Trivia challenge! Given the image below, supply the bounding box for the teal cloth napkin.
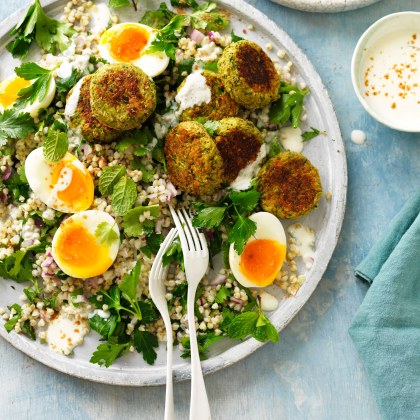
[349,192,420,420]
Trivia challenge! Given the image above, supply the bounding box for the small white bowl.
[351,12,420,132]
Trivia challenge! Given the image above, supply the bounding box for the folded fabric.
[349,192,420,420]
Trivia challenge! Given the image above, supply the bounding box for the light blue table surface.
[1,1,419,419]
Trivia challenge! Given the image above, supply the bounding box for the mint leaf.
[162,237,184,271]
[111,176,137,216]
[90,342,129,367]
[227,312,258,340]
[252,313,279,343]
[133,330,159,365]
[192,206,226,228]
[43,127,68,162]
[95,221,119,246]
[141,232,163,257]
[4,304,22,333]
[228,215,257,255]
[229,189,260,213]
[98,165,126,196]
[7,0,75,59]
[170,0,199,8]
[122,204,160,237]
[118,261,141,301]
[0,109,36,145]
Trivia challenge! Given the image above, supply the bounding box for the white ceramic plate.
[270,0,381,13]
[0,0,347,386]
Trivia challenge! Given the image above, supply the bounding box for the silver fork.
[169,205,211,420]
[149,228,177,420]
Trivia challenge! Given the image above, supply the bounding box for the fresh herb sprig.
[269,82,310,128]
[14,62,55,108]
[89,262,160,366]
[0,109,36,146]
[192,187,260,255]
[7,0,75,59]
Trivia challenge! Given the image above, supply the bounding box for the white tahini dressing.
[64,77,85,118]
[259,290,279,312]
[230,144,267,191]
[360,30,420,130]
[89,3,111,34]
[89,309,111,319]
[46,314,88,355]
[279,126,303,152]
[351,129,366,145]
[288,223,316,269]
[175,71,211,112]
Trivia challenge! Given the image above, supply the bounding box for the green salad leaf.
[90,342,130,367]
[267,138,283,158]
[133,330,159,365]
[231,30,244,42]
[0,109,36,146]
[43,127,68,162]
[122,204,160,237]
[95,222,119,246]
[192,206,226,228]
[170,0,199,8]
[269,82,310,128]
[302,127,325,142]
[140,3,175,29]
[4,304,22,333]
[228,214,257,255]
[56,68,82,94]
[7,0,75,59]
[98,165,126,195]
[111,176,137,216]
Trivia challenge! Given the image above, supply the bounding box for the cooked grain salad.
[0,0,324,366]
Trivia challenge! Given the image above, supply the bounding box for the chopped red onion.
[211,274,226,286]
[1,191,7,204]
[80,143,92,157]
[34,218,45,228]
[190,29,205,45]
[41,256,54,268]
[231,297,243,305]
[208,31,216,42]
[2,166,12,180]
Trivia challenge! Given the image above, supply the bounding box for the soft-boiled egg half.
[52,210,120,278]
[229,212,287,288]
[98,23,170,78]
[25,148,94,213]
[0,74,56,118]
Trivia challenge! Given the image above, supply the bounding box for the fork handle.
[162,314,175,420]
[187,286,211,420]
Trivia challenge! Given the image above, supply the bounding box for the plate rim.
[0,0,347,386]
[269,0,382,13]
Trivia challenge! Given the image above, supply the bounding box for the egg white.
[52,210,120,279]
[0,74,56,118]
[24,148,93,213]
[229,212,287,288]
[98,23,170,78]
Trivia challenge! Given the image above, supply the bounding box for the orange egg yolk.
[50,159,94,212]
[0,77,30,108]
[54,220,113,278]
[239,239,286,287]
[106,25,150,62]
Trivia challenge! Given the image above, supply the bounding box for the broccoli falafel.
[257,151,322,218]
[89,63,156,131]
[67,75,122,143]
[178,70,239,121]
[214,117,264,183]
[164,121,224,195]
[218,40,280,109]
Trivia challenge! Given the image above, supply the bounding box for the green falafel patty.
[67,75,122,143]
[90,63,156,130]
[178,70,239,121]
[218,40,280,109]
[257,151,322,219]
[165,121,224,195]
[214,117,264,183]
